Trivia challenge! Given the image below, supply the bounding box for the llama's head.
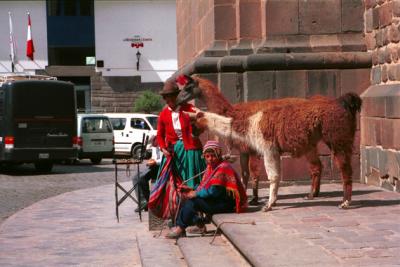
[175,74,202,105]
[184,109,209,131]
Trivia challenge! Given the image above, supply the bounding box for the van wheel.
[34,162,53,172]
[131,144,142,160]
[90,158,102,164]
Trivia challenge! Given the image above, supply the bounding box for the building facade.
[0,0,177,112]
[174,0,383,187]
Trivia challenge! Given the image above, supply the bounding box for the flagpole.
[8,11,16,73]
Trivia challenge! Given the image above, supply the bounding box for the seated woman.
[166,140,247,238]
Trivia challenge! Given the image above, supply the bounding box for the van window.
[146,116,158,130]
[82,117,112,133]
[131,118,149,130]
[109,118,126,130]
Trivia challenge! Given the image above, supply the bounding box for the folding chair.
[114,133,149,222]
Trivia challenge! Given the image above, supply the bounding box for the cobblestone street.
[0,159,139,225]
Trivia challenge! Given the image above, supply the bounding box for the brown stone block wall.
[342,0,365,32]
[361,0,400,192]
[177,0,216,68]
[214,2,237,40]
[176,1,371,183]
[299,0,342,34]
[239,0,262,39]
[275,70,307,98]
[265,0,299,35]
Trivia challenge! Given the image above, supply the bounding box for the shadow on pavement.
[277,198,400,209]
[0,163,116,176]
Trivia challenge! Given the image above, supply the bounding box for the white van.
[104,113,158,158]
[76,114,114,164]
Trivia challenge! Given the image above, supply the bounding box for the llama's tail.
[337,92,362,116]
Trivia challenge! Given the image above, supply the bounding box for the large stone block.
[386,96,400,119]
[340,69,370,96]
[239,0,262,39]
[360,116,382,146]
[381,118,400,150]
[275,70,307,98]
[341,0,364,32]
[371,66,381,85]
[361,97,386,118]
[265,0,299,35]
[394,0,400,17]
[306,70,340,97]
[378,2,393,28]
[280,156,310,181]
[214,4,237,40]
[218,72,243,104]
[299,0,341,34]
[243,71,275,101]
[365,9,374,33]
[360,147,367,183]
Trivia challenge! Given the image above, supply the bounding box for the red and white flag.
[26,12,35,60]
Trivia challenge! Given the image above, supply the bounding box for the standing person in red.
[156,79,206,189]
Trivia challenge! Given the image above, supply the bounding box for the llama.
[176,75,362,211]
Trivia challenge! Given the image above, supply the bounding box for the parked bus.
[0,75,78,172]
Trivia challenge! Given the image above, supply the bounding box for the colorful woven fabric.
[157,140,205,189]
[148,157,182,220]
[196,161,247,213]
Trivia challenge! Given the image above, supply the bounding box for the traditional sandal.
[165,229,186,239]
[186,225,207,235]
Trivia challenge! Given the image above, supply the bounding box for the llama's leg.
[249,154,262,205]
[262,147,281,212]
[304,148,322,200]
[240,152,250,190]
[333,150,353,209]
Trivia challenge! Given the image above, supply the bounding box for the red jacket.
[157,103,202,150]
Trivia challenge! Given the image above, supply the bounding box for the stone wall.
[176,0,371,182]
[362,0,400,192]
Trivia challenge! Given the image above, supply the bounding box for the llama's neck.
[201,112,233,138]
[199,82,235,116]
[201,111,246,144]
[200,111,269,156]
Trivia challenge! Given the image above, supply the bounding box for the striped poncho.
[196,161,247,213]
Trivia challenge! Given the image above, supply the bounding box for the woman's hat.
[203,140,222,153]
[159,80,180,96]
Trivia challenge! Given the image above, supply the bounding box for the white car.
[76,114,114,164]
[104,113,158,158]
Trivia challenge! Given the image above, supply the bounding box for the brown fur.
[187,77,310,199]
[179,75,362,209]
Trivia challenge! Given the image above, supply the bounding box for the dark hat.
[160,80,180,96]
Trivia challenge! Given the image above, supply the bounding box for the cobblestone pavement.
[0,159,142,225]
[214,183,400,266]
[0,183,146,266]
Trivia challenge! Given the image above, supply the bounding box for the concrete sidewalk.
[0,182,399,266]
[0,183,145,266]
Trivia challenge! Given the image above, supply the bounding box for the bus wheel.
[90,157,102,164]
[34,162,53,172]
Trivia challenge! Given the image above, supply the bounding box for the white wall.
[95,0,177,82]
[0,1,48,74]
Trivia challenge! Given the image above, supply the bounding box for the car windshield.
[146,116,158,130]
